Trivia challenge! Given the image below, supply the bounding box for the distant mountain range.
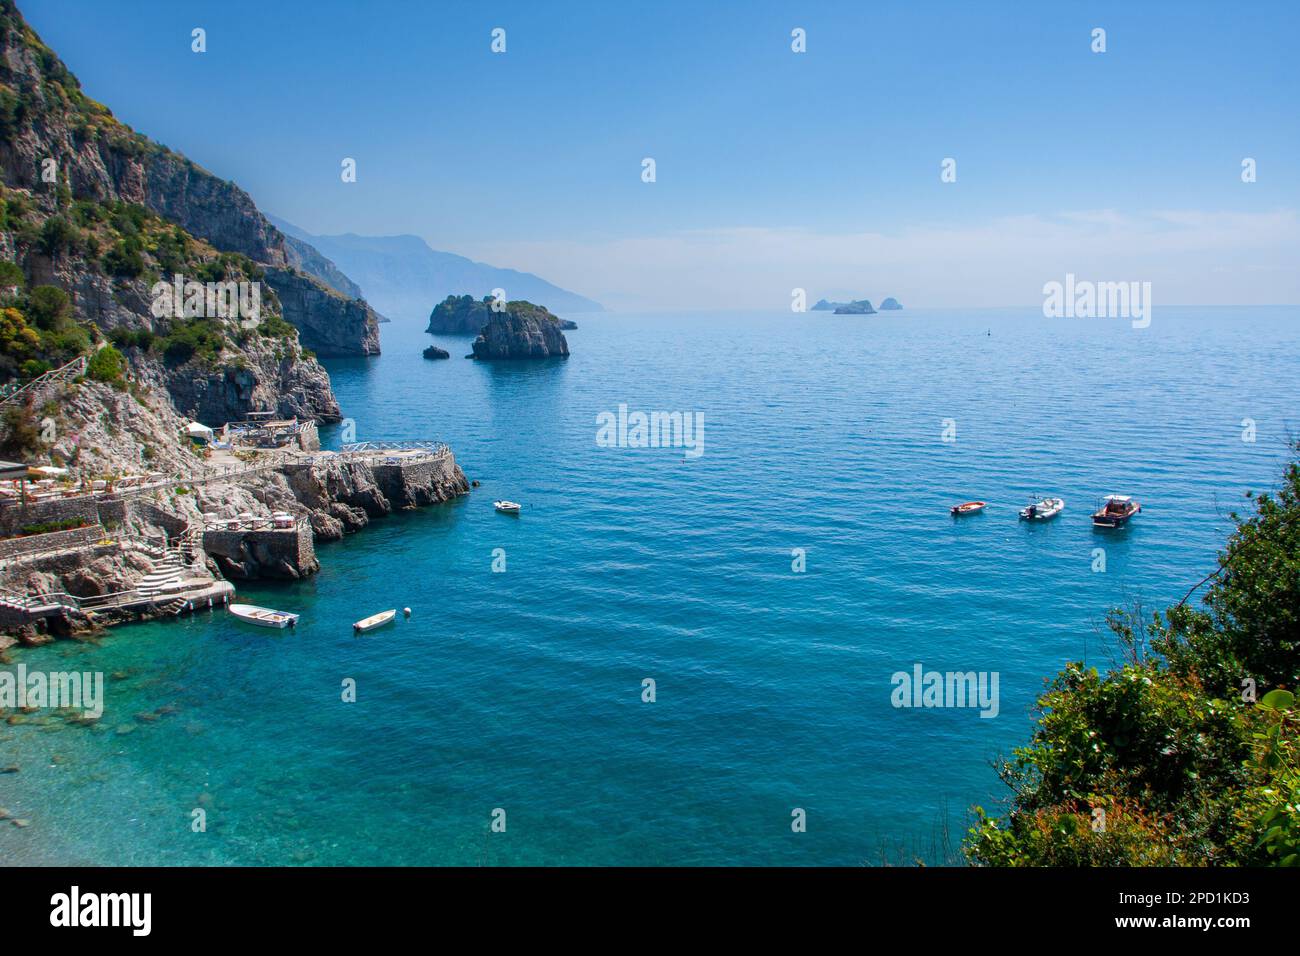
[269,217,604,320]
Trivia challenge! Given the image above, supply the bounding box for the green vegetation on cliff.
[967,451,1300,866]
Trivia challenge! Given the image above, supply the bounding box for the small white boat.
[494,500,521,514]
[229,603,299,629]
[1019,497,1065,521]
[354,609,397,633]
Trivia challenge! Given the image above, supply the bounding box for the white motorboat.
[494,500,521,514]
[354,609,397,633]
[1019,497,1065,521]
[229,603,299,629]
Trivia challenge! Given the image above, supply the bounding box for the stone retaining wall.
[0,524,104,560]
[0,496,126,536]
[201,524,317,580]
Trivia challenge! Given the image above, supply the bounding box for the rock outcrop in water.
[833,299,876,315]
[428,294,576,334]
[812,297,887,314]
[879,297,903,310]
[469,301,570,359]
[422,344,449,360]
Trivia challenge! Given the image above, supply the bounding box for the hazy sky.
[22,0,1300,310]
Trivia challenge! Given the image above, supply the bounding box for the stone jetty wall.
[201,524,318,580]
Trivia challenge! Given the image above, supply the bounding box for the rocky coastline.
[0,5,470,652]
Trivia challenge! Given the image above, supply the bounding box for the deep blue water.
[2,307,1297,865]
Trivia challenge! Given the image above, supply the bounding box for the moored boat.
[494,500,521,514]
[1019,496,1065,521]
[950,501,986,516]
[229,603,298,629]
[1092,494,1141,528]
[354,609,397,633]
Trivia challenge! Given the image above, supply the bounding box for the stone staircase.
[134,553,187,597]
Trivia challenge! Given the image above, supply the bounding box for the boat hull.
[354,610,397,633]
[1092,501,1141,527]
[229,603,298,629]
[1019,498,1065,521]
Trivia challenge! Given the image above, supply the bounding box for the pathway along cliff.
[0,4,469,647]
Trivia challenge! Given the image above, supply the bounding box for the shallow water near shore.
[2,307,1297,865]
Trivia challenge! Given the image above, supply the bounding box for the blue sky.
[20,0,1300,309]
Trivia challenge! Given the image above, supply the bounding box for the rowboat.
[229,603,298,629]
[950,501,986,516]
[494,500,521,514]
[354,609,397,633]
[1019,497,1065,521]
[1092,494,1140,528]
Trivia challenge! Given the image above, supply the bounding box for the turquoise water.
[2,307,1297,865]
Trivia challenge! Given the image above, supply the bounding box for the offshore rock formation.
[813,298,881,314]
[422,344,450,360]
[879,297,903,310]
[428,294,576,334]
[833,299,876,315]
[470,302,570,359]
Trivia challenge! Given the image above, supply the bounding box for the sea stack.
[469,301,571,359]
[880,297,903,310]
[832,299,876,315]
[429,294,577,334]
[422,344,450,360]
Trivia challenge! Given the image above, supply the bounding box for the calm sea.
[2,306,1296,865]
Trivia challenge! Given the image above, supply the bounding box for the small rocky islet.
[811,296,903,314]
[424,294,572,360]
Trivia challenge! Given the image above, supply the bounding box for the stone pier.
[201,523,318,580]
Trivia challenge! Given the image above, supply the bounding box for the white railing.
[0,355,88,408]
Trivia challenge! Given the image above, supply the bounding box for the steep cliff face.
[280,231,361,299]
[265,267,381,356]
[0,4,378,358]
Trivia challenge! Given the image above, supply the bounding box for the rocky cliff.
[280,231,360,299]
[0,4,379,358]
[265,267,381,357]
